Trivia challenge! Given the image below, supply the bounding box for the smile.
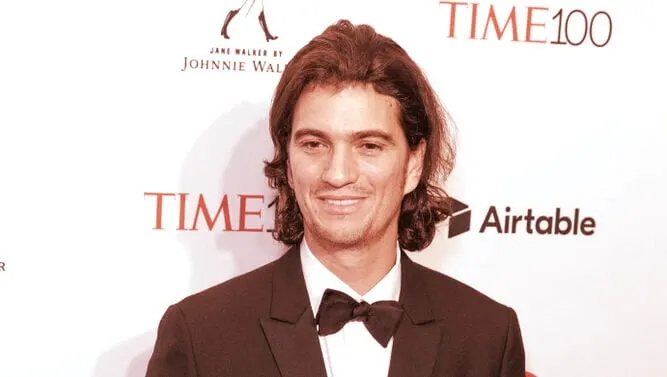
[325,199,360,206]
[318,197,365,214]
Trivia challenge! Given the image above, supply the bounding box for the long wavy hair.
[263,19,456,251]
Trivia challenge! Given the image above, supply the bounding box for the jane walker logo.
[447,197,597,238]
[181,1,286,73]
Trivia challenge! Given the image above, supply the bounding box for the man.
[146,19,526,377]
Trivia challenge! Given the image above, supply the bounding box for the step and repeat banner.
[1,0,666,376]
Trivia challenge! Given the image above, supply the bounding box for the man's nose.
[320,146,359,187]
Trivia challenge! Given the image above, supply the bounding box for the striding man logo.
[221,0,278,42]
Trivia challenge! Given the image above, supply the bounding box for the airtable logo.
[447,198,472,238]
[438,1,613,48]
[180,1,287,73]
[447,198,597,238]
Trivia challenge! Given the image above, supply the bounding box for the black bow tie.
[314,288,404,348]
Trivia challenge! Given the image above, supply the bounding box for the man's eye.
[362,143,381,150]
[304,141,322,149]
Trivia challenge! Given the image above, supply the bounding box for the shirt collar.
[300,238,402,316]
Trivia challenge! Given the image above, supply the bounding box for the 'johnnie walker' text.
[181,57,284,73]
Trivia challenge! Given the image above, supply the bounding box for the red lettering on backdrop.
[438,2,612,47]
[145,192,276,231]
[192,194,233,231]
[238,194,264,232]
[482,5,519,41]
[439,1,468,38]
[178,193,188,230]
[144,192,176,230]
[526,6,548,43]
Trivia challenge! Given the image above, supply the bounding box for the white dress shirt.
[300,240,402,377]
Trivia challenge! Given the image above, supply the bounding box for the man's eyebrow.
[292,128,328,140]
[349,130,396,144]
[292,128,396,144]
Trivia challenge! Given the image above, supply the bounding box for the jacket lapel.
[388,251,445,377]
[259,246,328,377]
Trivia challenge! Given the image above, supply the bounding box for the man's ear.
[404,140,426,195]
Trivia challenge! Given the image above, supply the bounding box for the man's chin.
[314,228,368,248]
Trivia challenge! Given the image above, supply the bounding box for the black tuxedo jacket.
[145,246,526,377]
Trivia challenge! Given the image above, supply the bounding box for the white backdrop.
[1,0,666,376]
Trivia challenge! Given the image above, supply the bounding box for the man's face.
[287,84,425,249]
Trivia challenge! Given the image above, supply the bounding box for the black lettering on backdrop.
[479,206,596,235]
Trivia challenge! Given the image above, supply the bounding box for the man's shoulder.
[172,254,284,323]
[409,257,513,318]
